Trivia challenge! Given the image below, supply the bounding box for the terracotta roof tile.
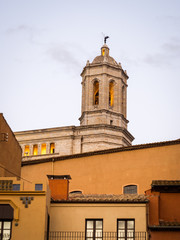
[52,194,148,203]
[159,220,180,226]
[152,180,180,186]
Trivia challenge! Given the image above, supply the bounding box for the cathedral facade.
[15,44,134,161]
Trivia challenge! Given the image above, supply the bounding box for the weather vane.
[102,33,109,44]
[104,36,109,44]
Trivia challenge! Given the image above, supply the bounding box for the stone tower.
[79,44,134,148]
[15,44,134,161]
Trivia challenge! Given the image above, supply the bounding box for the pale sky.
[0,0,180,145]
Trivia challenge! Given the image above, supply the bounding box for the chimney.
[47,175,71,200]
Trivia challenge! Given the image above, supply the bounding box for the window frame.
[117,219,135,240]
[123,185,137,194]
[0,220,12,240]
[85,219,103,240]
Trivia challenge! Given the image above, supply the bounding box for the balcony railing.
[48,231,147,240]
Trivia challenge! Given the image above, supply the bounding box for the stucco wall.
[21,143,180,194]
[50,203,147,232]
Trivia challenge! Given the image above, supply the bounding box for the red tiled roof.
[152,180,180,186]
[51,193,148,203]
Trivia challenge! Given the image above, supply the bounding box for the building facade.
[15,44,134,161]
[0,113,22,177]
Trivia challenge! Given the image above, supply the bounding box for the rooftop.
[52,193,148,203]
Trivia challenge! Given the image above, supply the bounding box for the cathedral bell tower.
[79,44,134,148]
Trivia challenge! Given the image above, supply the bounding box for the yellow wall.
[50,203,147,232]
[21,143,180,194]
[0,178,50,240]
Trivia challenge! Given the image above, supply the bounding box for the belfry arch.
[93,80,99,105]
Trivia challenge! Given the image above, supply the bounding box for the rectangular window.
[117,219,135,240]
[86,219,103,240]
[41,143,46,154]
[33,144,38,155]
[12,184,20,191]
[35,184,43,191]
[0,221,12,240]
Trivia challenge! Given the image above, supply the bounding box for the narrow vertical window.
[117,219,135,240]
[24,145,30,156]
[41,143,46,154]
[50,143,55,154]
[33,144,38,155]
[93,81,99,105]
[86,219,103,240]
[109,81,114,107]
[122,86,125,115]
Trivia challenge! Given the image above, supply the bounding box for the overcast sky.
[0,0,180,145]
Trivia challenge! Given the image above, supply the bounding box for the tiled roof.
[52,193,148,203]
[149,220,180,230]
[152,180,180,186]
[159,220,180,226]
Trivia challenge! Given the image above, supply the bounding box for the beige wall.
[21,142,180,194]
[50,203,147,232]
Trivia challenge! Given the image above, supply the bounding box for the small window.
[110,120,113,125]
[33,144,38,155]
[50,143,55,154]
[117,219,135,240]
[123,185,137,194]
[35,184,43,191]
[41,143,46,154]
[24,145,30,156]
[12,184,20,191]
[93,81,99,105]
[86,219,103,240]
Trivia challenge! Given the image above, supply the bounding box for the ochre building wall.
[21,142,180,194]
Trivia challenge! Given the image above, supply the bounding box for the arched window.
[41,143,46,155]
[109,81,114,107]
[123,185,137,194]
[33,144,38,155]
[93,81,99,105]
[24,145,30,156]
[50,143,55,154]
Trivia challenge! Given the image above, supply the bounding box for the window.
[93,81,99,105]
[0,204,13,240]
[0,221,12,240]
[86,219,103,240]
[12,184,20,191]
[109,81,114,107]
[24,145,30,156]
[33,144,38,155]
[123,185,137,194]
[35,184,43,191]
[117,219,135,240]
[0,180,13,191]
[50,143,55,154]
[41,143,46,154]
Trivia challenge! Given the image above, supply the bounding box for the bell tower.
[79,44,134,148]
[80,44,129,128]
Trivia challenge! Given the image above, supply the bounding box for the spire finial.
[104,36,109,44]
